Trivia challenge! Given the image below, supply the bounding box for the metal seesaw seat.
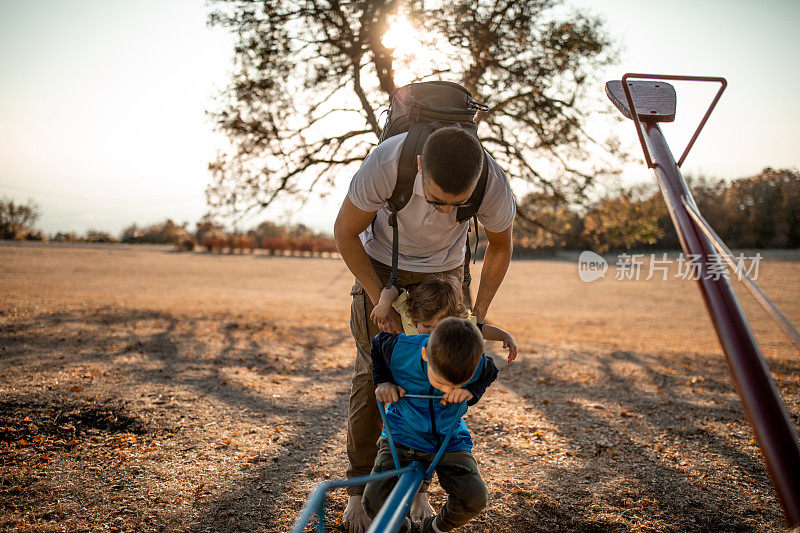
[605,79,676,123]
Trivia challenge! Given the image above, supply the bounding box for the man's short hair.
[421,127,484,196]
[428,317,484,385]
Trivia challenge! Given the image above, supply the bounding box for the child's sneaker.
[398,516,413,533]
[421,515,446,533]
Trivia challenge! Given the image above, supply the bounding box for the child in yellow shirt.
[370,275,517,362]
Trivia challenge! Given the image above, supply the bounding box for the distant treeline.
[2,168,798,255]
[0,203,338,255]
[512,167,800,255]
[64,218,338,255]
[190,219,338,255]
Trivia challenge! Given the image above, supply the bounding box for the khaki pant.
[346,258,464,495]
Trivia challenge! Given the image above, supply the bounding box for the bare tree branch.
[206,0,622,235]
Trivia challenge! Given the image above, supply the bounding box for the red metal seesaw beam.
[612,74,800,528]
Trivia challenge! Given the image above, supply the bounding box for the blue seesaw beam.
[291,467,418,533]
[291,395,467,533]
[364,461,425,533]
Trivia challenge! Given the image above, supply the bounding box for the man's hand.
[370,287,403,334]
[376,307,403,334]
[441,388,473,405]
[375,382,406,404]
[370,287,398,319]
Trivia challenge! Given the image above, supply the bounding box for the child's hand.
[478,323,518,362]
[441,388,473,405]
[375,382,406,404]
[502,333,518,363]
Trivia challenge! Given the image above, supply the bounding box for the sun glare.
[380,15,454,86]
[381,15,421,55]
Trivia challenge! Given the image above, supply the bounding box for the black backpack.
[378,81,490,291]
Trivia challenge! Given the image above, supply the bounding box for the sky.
[1,0,798,237]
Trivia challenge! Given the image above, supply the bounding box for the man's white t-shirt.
[347,132,515,273]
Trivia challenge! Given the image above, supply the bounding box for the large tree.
[207,0,620,231]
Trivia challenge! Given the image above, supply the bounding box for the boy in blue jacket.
[362,317,498,533]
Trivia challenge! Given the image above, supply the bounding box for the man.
[333,127,514,532]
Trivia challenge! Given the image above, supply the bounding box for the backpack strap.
[386,212,400,290]
[461,213,479,289]
[463,219,472,288]
[458,154,487,281]
[388,122,431,212]
[386,122,431,291]
[456,151,489,223]
[471,214,479,263]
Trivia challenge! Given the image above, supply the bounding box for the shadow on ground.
[465,345,798,531]
[1,307,353,532]
[2,308,798,531]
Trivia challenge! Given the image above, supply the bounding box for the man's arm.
[472,223,513,322]
[334,198,403,333]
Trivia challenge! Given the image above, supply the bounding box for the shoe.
[399,516,414,533]
[420,516,436,533]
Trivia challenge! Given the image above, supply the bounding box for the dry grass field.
[1,243,799,532]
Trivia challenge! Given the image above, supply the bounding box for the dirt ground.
[1,243,799,532]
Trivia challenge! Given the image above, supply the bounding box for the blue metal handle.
[291,466,417,533]
[425,400,467,479]
[377,400,402,470]
[365,461,426,533]
[377,396,468,479]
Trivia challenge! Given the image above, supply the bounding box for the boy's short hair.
[428,317,484,385]
[421,127,484,196]
[409,275,467,325]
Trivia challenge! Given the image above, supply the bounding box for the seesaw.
[606,74,800,529]
[293,74,800,532]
